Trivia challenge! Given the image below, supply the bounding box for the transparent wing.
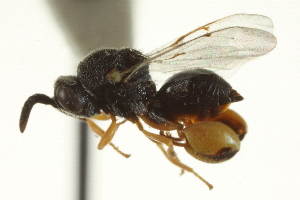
[123,14,276,81]
[149,26,276,72]
[147,13,275,58]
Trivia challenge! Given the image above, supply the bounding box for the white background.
[1,0,300,199]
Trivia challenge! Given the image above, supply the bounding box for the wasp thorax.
[183,121,240,163]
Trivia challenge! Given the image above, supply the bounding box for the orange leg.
[96,115,126,150]
[156,142,213,190]
[135,120,176,157]
[136,122,213,189]
[87,118,130,158]
[92,112,111,121]
[159,131,187,147]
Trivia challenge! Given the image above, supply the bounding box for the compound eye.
[55,85,83,113]
[183,121,240,163]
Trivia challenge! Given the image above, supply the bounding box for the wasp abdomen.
[157,69,243,123]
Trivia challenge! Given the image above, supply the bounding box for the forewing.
[147,13,274,57]
[149,27,277,72]
[123,14,276,82]
[145,13,276,73]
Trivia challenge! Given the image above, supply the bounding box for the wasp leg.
[159,131,185,142]
[87,119,130,158]
[92,112,111,121]
[159,131,187,147]
[135,120,176,157]
[87,114,126,151]
[156,142,213,190]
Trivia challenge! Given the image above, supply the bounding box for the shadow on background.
[47,0,132,56]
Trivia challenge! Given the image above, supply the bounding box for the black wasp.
[19,14,277,189]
